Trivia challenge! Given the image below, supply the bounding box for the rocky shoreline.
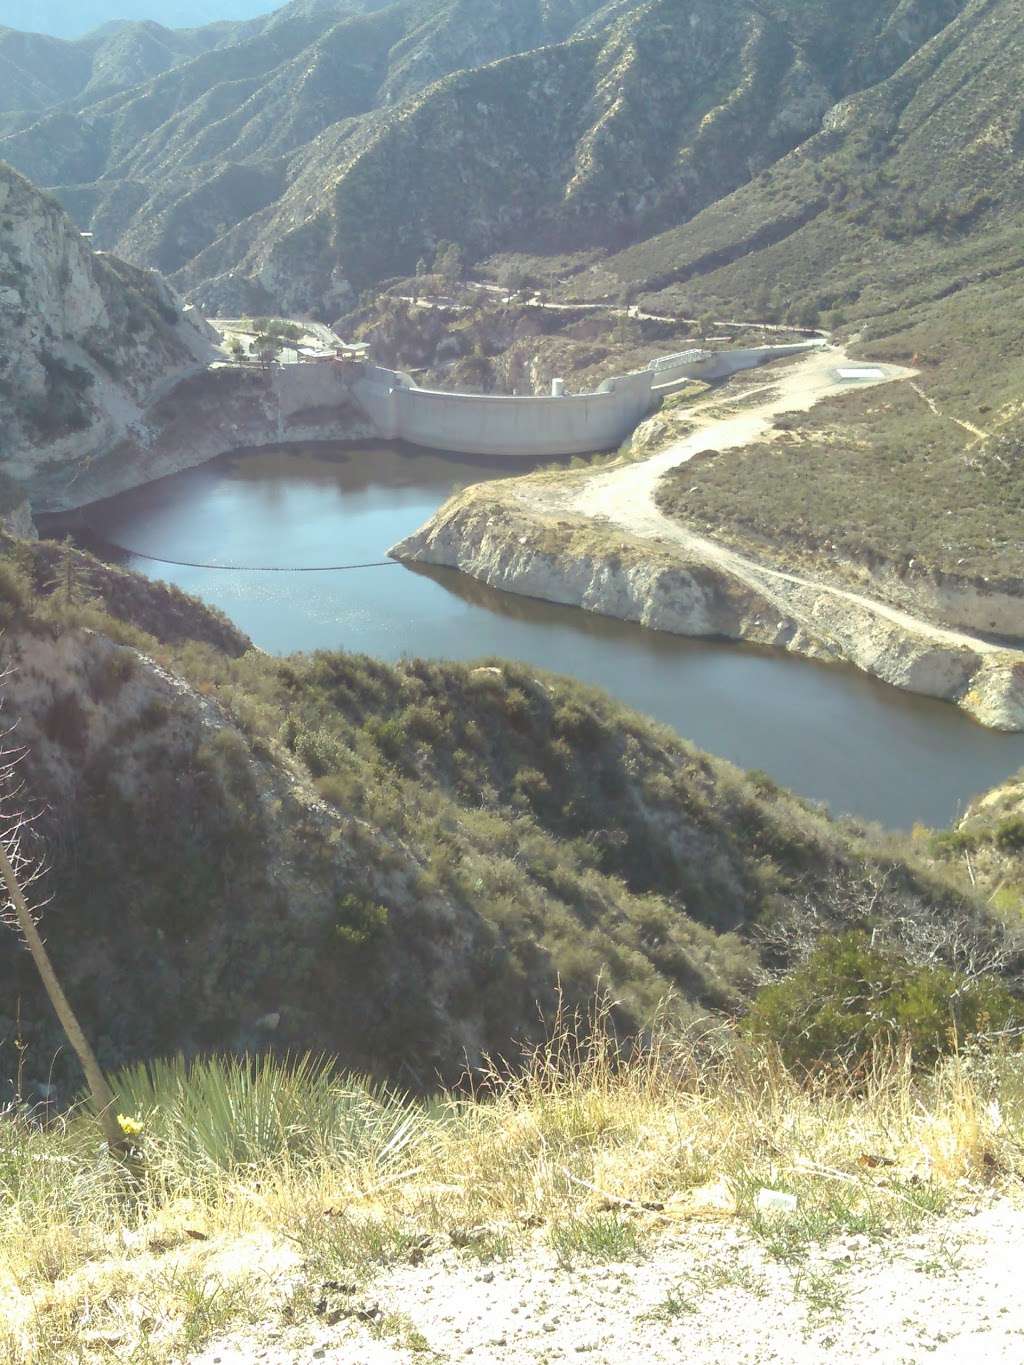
[391,485,1024,733]
[26,367,375,514]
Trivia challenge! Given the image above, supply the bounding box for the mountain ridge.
[0,0,973,315]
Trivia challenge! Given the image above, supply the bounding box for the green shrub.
[745,932,1019,1071]
[294,725,348,777]
[366,715,408,761]
[108,1052,421,1173]
[334,894,391,954]
[994,817,1024,854]
[928,828,979,859]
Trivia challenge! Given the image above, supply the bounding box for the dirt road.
[553,346,1008,659]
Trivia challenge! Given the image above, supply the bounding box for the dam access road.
[392,345,1024,730]
[567,349,995,657]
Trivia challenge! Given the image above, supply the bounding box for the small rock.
[755,1188,798,1215]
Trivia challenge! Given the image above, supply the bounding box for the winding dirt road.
[558,345,1010,659]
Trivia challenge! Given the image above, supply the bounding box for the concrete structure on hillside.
[272,340,824,459]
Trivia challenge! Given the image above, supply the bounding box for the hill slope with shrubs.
[0,532,1018,1103]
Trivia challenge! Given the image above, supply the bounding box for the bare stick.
[0,835,126,1154]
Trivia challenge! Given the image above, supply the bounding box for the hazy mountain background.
[0,0,982,317]
[0,1,277,39]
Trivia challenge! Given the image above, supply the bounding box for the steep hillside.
[1,532,1009,1100]
[0,162,220,504]
[0,0,969,315]
[608,0,1024,622]
[0,20,233,116]
[585,0,1023,330]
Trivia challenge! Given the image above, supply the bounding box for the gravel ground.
[191,1198,1024,1364]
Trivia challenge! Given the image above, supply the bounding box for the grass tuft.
[1,1009,1022,1361]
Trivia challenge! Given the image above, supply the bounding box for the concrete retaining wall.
[277,342,822,460]
[355,368,657,457]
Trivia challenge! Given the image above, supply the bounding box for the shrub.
[0,557,31,623]
[42,690,89,753]
[745,932,1019,1071]
[366,716,407,761]
[334,894,390,955]
[994,817,1024,854]
[294,726,348,777]
[87,649,137,703]
[929,829,979,858]
[109,1052,419,1172]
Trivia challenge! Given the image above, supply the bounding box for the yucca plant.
[109,1052,426,1177]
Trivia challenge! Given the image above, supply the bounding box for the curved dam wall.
[354,368,659,457]
[277,342,821,459]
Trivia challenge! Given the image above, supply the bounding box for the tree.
[745,931,1019,1072]
[0,715,126,1154]
[434,242,465,283]
[499,266,528,300]
[255,335,281,370]
[45,537,96,608]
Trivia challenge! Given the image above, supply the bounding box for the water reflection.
[60,442,1024,830]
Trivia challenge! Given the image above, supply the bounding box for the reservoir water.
[66,442,1024,830]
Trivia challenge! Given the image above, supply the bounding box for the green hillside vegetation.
[927,772,1024,922]
[0,532,1017,1103]
[655,274,1024,586]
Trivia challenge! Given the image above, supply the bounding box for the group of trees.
[416,242,465,284]
[227,318,306,368]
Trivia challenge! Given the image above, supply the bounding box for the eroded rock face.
[391,485,1024,732]
[0,164,377,511]
[0,498,37,539]
[0,163,218,498]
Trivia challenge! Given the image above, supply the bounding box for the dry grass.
[1,1004,1021,1363]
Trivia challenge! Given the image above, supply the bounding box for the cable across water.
[91,541,402,573]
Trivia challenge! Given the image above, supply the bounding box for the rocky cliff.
[0,162,224,504]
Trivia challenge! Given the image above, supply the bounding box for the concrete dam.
[274,341,823,459]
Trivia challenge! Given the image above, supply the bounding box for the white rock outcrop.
[0,162,218,497]
[391,487,1024,733]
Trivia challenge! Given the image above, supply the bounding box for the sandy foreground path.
[191,1197,1024,1364]
[558,346,1007,659]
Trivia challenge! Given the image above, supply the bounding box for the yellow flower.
[117,1114,145,1137]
